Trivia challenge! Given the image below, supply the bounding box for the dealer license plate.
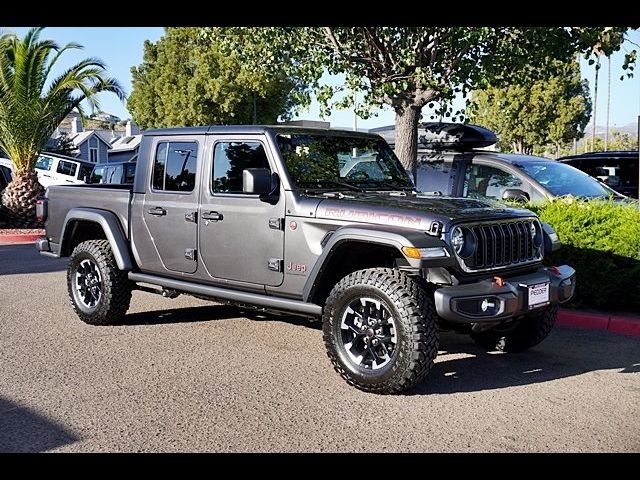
[527,282,550,309]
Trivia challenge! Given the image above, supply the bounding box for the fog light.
[479,297,500,315]
[481,298,495,312]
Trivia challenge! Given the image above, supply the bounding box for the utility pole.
[592,54,601,152]
[605,56,611,151]
[352,98,358,157]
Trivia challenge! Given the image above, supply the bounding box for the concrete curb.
[558,309,640,337]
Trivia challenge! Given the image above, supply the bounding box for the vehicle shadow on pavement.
[0,244,68,275]
[0,397,78,452]
[121,304,322,330]
[408,328,640,395]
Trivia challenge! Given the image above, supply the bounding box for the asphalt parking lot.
[0,243,638,452]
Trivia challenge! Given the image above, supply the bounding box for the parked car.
[34,152,93,188]
[414,123,625,202]
[558,150,639,198]
[0,157,13,194]
[36,125,575,394]
[89,161,136,185]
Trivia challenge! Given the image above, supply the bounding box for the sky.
[2,26,639,131]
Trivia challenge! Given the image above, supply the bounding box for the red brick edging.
[558,309,640,337]
[0,229,45,245]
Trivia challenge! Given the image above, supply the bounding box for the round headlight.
[452,226,465,254]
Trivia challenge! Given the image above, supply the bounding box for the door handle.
[202,211,223,221]
[148,207,167,216]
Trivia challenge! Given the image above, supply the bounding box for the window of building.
[152,141,197,192]
[89,136,99,163]
[56,160,78,177]
[212,141,270,194]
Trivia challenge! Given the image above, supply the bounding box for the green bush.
[526,198,640,311]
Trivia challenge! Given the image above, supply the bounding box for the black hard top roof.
[143,125,381,138]
[559,150,639,161]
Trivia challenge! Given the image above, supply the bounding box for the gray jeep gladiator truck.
[36,126,575,394]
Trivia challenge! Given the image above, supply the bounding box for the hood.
[315,192,535,231]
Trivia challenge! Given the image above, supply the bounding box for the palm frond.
[0,28,125,172]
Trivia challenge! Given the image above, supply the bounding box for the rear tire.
[471,305,558,352]
[323,268,438,394]
[67,239,132,325]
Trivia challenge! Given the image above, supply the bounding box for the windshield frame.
[273,131,414,194]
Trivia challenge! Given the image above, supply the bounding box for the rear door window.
[152,141,198,192]
[56,160,78,177]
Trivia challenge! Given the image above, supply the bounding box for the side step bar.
[128,272,323,317]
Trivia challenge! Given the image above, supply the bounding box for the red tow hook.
[493,276,505,287]
[548,266,561,276]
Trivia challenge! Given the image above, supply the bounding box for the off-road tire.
[470,305,558,353]
[67,239,132,325]
[323,268,439,394]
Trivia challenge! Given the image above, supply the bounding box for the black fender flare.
[60,208,133,271]
[302,224,453,302]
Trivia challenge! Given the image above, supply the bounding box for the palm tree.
[0,28,124,226]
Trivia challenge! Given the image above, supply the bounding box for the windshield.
[514,161,619,198]
[276,133,413,192]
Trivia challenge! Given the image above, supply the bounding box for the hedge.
[526,198,640,311]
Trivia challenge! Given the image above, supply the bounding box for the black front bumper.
[433,265,575,323]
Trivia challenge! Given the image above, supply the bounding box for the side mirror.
[502,189,530,202]
[243,168,272,195]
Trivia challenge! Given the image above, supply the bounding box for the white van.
[34,153,93,188]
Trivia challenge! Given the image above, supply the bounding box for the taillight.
[36,197,47,222]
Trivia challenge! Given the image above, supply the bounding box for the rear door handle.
[202,211,223,221]
[148,207,167,216]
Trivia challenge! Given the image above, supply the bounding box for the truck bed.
[45,184,132,244]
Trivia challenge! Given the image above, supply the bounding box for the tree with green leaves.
[128,28,298,130]
[212,27,635,171]
[0,28,124,226]
[468,61,592,156]
[48,132,77,156]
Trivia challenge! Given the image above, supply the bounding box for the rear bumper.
[434,265,575,323]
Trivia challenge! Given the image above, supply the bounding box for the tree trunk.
[1,170,44,228]
[394,105,422,174]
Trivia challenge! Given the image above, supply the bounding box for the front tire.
[67,239,132,325]
[323,268,439,394]
[470,305,558,352]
